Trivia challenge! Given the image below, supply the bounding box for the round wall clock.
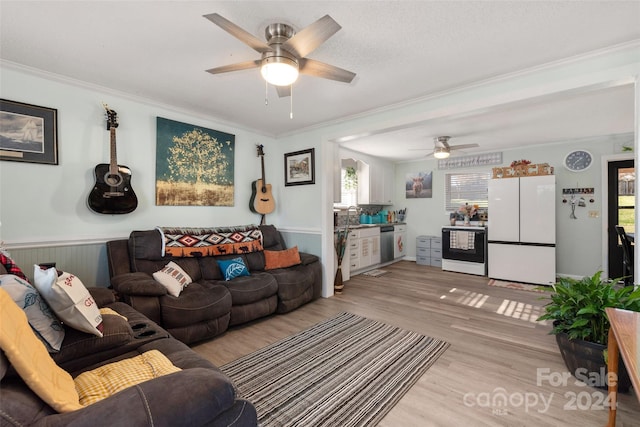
[564,150,593,172]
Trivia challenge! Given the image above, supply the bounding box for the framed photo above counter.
[0,99,58,165]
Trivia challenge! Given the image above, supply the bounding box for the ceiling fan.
[411,136,479,159]
[204,13,356,97]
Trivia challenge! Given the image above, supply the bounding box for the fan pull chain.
[265,80,269,106]
[290,84,293,119]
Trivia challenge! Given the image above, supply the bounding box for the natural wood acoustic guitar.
[250,144,275,220]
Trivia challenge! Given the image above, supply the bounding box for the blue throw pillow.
[218,257,250,281]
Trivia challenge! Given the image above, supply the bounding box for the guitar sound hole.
[104,173,123,187]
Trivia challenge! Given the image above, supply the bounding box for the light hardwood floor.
[192,261,639,426]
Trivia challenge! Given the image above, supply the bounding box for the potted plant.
[538,271,640,392]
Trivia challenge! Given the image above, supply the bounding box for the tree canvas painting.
[156,117,234,206]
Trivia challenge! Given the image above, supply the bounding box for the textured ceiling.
[1,1,638,160]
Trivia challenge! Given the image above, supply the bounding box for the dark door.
[607,159,635,278]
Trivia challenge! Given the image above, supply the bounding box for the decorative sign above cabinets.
[437,152,502,170]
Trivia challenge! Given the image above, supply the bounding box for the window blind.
[445,172,490,211]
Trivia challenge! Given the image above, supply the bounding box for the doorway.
[607,159,635,279]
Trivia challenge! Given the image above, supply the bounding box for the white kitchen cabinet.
[394,224,407,259]
[346,230,360,280]
[357,161,393,205]
[359,235,381,268]
[357,227,381,270]
[342,227,382,278]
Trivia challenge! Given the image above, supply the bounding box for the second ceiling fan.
[411,136,479,159]
[204,13,356,97]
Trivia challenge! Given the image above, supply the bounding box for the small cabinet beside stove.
[416,235,442,267]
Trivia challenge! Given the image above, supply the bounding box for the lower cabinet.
[357,228,381,271]
[340,227,382,280]
[416,235,442,267]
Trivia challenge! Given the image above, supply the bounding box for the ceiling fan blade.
[206,60,261,75]
[449,144,480,151]
[276,85,291,98]
[204,13,271,54]
[299,58,356,83]
[282,15,341,58]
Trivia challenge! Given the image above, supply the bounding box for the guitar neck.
[260,154,267,191]
[109,127,118,174]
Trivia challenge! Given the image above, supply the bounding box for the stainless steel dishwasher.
[380,225,395,263]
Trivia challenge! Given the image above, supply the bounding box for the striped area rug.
[220,312,450,427]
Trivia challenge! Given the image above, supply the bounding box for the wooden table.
[606,307,639,426]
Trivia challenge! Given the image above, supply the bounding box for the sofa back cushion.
[127,226,288,280]
[0,288,83,412]
[259,225,286,250]
[129,230,165,261]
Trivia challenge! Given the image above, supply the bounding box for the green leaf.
[576,305,599,315]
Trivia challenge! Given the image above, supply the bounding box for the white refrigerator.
[488,175,556,285]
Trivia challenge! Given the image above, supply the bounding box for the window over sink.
[335,161,358,209]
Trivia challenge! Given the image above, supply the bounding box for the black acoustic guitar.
[249,144,275,219]
[88,105,138,214]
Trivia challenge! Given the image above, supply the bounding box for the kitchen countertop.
[335,223,405,231]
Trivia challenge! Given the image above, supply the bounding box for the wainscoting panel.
[279,229,322,256]
[7,243,111,288]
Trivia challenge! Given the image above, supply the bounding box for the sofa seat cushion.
[160,282,231,329]
[267,264,315,312]
[220,272,278,306]
[74,349,182,406]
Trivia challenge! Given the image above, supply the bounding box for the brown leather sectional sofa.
[106,224,322,345]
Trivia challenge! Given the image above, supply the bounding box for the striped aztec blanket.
[157,226,263,258]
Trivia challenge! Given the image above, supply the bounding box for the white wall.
[0,65,275,245]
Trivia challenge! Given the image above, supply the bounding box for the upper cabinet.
[357,160,393,205]
[336,147,395,206]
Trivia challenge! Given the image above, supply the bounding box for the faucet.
[346,206,359,227]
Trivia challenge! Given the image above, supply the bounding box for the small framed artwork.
[0,99,58,165]
[405,171,432,198]
[285,148,315,186]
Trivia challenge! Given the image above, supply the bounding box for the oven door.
[442,228,486,263]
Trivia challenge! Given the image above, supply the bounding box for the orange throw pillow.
[264,247,302,270]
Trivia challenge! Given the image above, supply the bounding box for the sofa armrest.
[88,287,116,307]
[111,272,167,296]
[36,369,247,426]
[299,252,319,265]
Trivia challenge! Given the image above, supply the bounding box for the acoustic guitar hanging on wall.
[88,104,138,214]
[249,144,275,220]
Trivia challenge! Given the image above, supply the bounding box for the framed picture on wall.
[155,117,235,206]
[405,171,432,198]
[284,148,315,186]
[0,99,58,165]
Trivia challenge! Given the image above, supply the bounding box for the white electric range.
[441,226,487,276]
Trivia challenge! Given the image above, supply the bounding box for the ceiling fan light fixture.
[261,56,299,86]
[433,146,450,159]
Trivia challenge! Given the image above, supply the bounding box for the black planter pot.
[555,332,632,393]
